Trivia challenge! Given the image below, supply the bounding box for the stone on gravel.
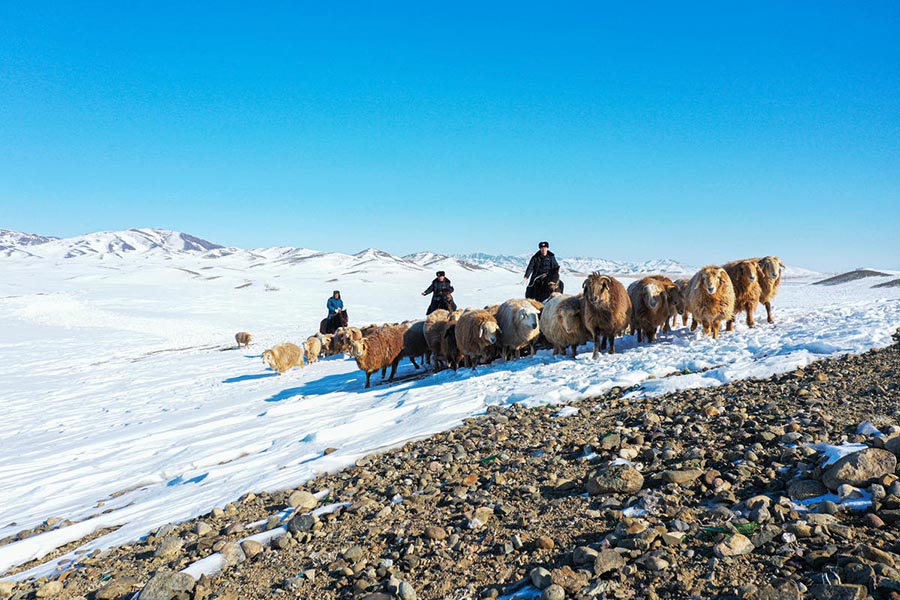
[535,535,555,549]
[35,581,63,598]
[713,533,754,558]
[541,584,565,600]
[219,540,247,568]
[594,549,626,576]
[822,448,897,491]
[139,570,196,600]
[661,469,704,485]
[585,464,644,495]
[154,537,183,560]
[425,525,447,541]
[573,546,599,566]
[287,512,318,534]
[95,577,139,599]
[809,584,867,600]
[343,545,365,562]
[398,581,417,600]
[288,490,318,510]
[754,578,801,600]
[241,539,265,559]
[0,582,14,597]
[531,567,553,589]
[787,479,828,500]
[195,522,213,536]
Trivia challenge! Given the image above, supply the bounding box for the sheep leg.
[592,333,600,359]
[571,344,578,359]
[647,328,656,343]
[726,318,734,332]
[365,372,372,388]
[746,308,755,328]
[388,358,400,381]
[608,336,616,354]
[636,329,642,344]
[765,301,774,324]
[690,317,698,331]
[381,366,387,378]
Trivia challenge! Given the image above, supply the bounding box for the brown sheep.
[539,294,589,358]
[723,259,762,330]
[672,278,691,328]
[234,331,253,348]
[360,323,381,337]
[348,325,407,388]
[755,256,785,324]
[440,324,464,371]
[582,273,632,357]
[454,309,501,369]
[316,333,339,356]
[483,304,501,318]
[303,336,322,365]
[403,320,430,369]
[628,276,672,344]
[332,327,364,354]
[686,266,735,339]
[424,309,463,368]
[262,343,304,375]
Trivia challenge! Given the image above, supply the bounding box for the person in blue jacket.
[325,290,346,332]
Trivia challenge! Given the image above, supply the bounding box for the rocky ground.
[3,333,900,600]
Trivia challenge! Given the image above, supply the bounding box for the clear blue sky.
[1,2,898,270]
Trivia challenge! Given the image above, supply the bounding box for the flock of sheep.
[238,255,785,389]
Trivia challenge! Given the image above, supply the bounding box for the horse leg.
[410,355,420,369]
[388,358,400,381]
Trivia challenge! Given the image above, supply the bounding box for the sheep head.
[697,267,729,296]
[518,307,539,331]
[583,273,612,307]
[348,338,368,359]
[558,305,582,335]
[262,350,275,369]
[479,321,500,345]
[758,256,784,281]
[739,259,758,283]
[643,283,662,310]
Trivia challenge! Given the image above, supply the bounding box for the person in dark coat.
[523,241,561,301]
[422,271,456,315]
[325,290,347,332]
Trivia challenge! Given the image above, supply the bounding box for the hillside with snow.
[1,228,898,580]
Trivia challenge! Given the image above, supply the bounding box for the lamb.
[755,256,785,324]
[723,259,762,330]
[454,309,502,369]
[403,320,430,369]
[348,324,407,388]
[627,276,672,344]
[496,299,541,359]
[440,324,464,371]
[234,331,253,348]
[686,266,735,339]
[581,273,632,357]
[262,343,304,375]
[303,336,322,365]
[539,293,590,358]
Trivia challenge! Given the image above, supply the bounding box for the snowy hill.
[0,229,58,247]
[13,228,223,259]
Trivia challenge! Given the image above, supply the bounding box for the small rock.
[642,556,670,571]
[425,526,447,541]
[154,537,183,561]
[573,546,599,566]
[594,549,626,576]
[713,533,754,558]
[822,448,897,491]
[241,539,265,559]
[661,469,704,485]
[139,570,195,600]
[864,513,886,528]
[288,490,318,510]
[287,512,318,534]
[858,543,896,566]
[755,578,801,600]
[218,540,246,567]
[787,479,827,501]
[35,581,63,598]
[535,535,555,549]
[551,565,589,593]
[343,545,365,562]
[94,577,138,599]
[531,567,553,589]
[195,522,213,536]
[398,581,417,600]
[541,584,565,600]
[809,584,866,600]
[585,464,644,495]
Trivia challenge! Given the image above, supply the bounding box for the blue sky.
[1,2,898,270]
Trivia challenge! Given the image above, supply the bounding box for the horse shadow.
[223,373,278,384]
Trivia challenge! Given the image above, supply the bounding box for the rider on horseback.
[422,271,457,315]
[326,290,345,332]
[523,241,562,302]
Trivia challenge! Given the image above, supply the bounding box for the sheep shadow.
[223,373,278,384]
[264,370,368,402]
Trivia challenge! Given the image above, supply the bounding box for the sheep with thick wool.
[724,259,762,330]
[303,336,322,366]
[540,294,590,358]
[454,309,501,369]
[332,327,363,354]
[582,273,632,357]
[755,256,785,324]
[440,324,464,371]
[234,331,253,348]
[628,276,672,344]
[403,320,430,369]
[348,324,407,388]
[262,343,304,375]
[686,266,735,339]
[424,309,463,369]
[496,299,541,359]
[671,278,691,328]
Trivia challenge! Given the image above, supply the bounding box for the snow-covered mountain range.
[0,227,714,276]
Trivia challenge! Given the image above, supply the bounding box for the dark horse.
[320,310,349,335]
[526,267,564,303]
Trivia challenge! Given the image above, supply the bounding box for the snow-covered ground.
[1,230,899,579]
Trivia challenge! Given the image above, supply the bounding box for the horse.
[427,291,457,315]
[526,267,564,303]
[320,309,349,334]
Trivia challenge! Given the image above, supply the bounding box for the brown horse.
[320,310,349,334]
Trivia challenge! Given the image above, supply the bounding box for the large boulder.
[585,464,644,495]
[822,448,896,491]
